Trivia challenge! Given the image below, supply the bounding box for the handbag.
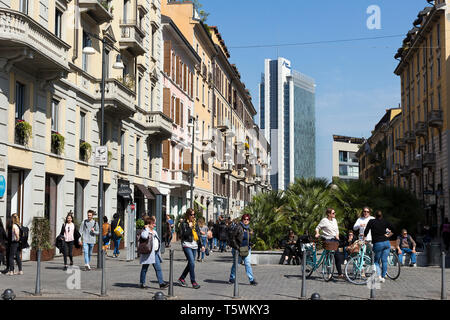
[114,219,124,237]
[137,232,153,255]
[239,229,250,257]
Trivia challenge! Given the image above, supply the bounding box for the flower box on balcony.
[51,132,65,155]
[15,119,32,146]
[79,141,92,162]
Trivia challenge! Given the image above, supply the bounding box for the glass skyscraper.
[259,58,316,190]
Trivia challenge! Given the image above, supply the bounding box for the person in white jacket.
[353,207,375,242]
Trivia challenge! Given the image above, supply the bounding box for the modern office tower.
[259,57,316,190]
[332,135,364,182]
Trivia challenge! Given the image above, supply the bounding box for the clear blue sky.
[201,0,428,181]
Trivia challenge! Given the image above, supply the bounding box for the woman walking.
[59,213,81,270]
[363,210,394,282]
[314,208,344,279]
[110,213,124,258]
[7,213,23,275]
[197,218,208,262]
[178,208,205,289]
[102,216,111,254]
[139,216,169,289]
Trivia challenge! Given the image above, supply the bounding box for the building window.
[136,136,140,176]
[55,9,63,39]
[19,0,28,14]
[149,144,153,178]
[51,99,59,132]
[339,151,348,162]
[15,82,25,120]
[82,31,90,72]
[138,76,142,107]
[74,179,86,225]
[120,131,125,171]
[79,111,86,141]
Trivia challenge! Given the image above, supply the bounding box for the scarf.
[191,219,199,242]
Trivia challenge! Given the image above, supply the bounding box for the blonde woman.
[197,218,208,262]
[7,214,23,275]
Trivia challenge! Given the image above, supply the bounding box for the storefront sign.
[118,185,132,198]
[0,175,5,198]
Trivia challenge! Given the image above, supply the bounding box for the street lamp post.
[83,33,124,277]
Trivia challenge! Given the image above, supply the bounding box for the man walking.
[80,210,99,271]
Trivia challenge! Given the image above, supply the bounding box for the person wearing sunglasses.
[228,214,257,285]
[315,208,344,279]
[353,207,375,242]
[178,208,204,289]
[396,229,417,267]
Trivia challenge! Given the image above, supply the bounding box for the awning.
[134,183,155,200]
[148,186,162,196]
[194,200,207,210]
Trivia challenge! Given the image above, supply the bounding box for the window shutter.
[183,148,191,171]
[180,102,184,128]
[175,98,180,125]
[164,41,172,74]
[162,140,170,169]
[163,88,171,118]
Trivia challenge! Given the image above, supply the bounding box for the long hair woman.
[7,213,23,275]
[59,212,81,271]
[363,210,394,282]
[178,208,204,289]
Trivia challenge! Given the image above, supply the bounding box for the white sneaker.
[378,276,385,283]
[344,259,347,265]
[411,263,417,267]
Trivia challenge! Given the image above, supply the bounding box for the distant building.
[259,57,316,190]
[332,135,364,182]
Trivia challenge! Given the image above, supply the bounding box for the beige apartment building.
[0,0,170,260]
[360,1,449,237]
[162,1,271,220]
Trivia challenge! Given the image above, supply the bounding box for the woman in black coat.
[57,213,81,270]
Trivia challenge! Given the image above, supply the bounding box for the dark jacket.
[212,222,219,239]
[180,221,202,247]
[218,221,228,241]
[231,222,252,250]
[111,218,124,241]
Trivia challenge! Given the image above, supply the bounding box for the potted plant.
[80,141,92,162]
[51,132,65,154]
[30,217,54,296]
[15,119,32,145]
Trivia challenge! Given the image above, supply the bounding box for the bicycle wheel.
[322,251,335,282]
[386,250,401,280]
[304,248,315,278]
[345,254,373,285]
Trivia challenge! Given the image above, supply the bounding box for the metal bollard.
[34,249,42,296]
[168,249,174,297]
[101,250,107,296]
[370,249,375,300]
[233,250,239,298]
[301,246,306,298]
[442,251,447,300]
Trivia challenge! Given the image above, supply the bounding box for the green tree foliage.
[193,0,209,22]
[244,178,424,250]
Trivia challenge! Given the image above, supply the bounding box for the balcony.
[423,153,436,168]
[144,112,173,140]
[409,160,422,174]
[216,118,230,131]
[79,0,113,24]
[171,170,191,188]
[97,79,136,119]
[0,8,70,80]
[415,122,427,137]
[404,131,416,144]
[395,138,406,151]
[428,110,443,128]
[119,21,146,56]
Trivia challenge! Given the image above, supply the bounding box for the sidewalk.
[0,243,448,300]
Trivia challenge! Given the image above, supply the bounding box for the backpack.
[16,224,29,249]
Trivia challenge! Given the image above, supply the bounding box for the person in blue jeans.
[79,210,99,271]
[110,213,123,258]
[364,210,394,282]
[396,229,417,267]
[178,209,205,289]
[228,214,257,285]
[139,216,169,289]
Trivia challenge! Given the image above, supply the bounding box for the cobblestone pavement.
[0,243,448,300]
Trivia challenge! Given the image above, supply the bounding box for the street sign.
[0,175,5,198]
[94,146,108,166]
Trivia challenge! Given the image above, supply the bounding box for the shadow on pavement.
[113,283,140,288]
[203,279,230,284]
